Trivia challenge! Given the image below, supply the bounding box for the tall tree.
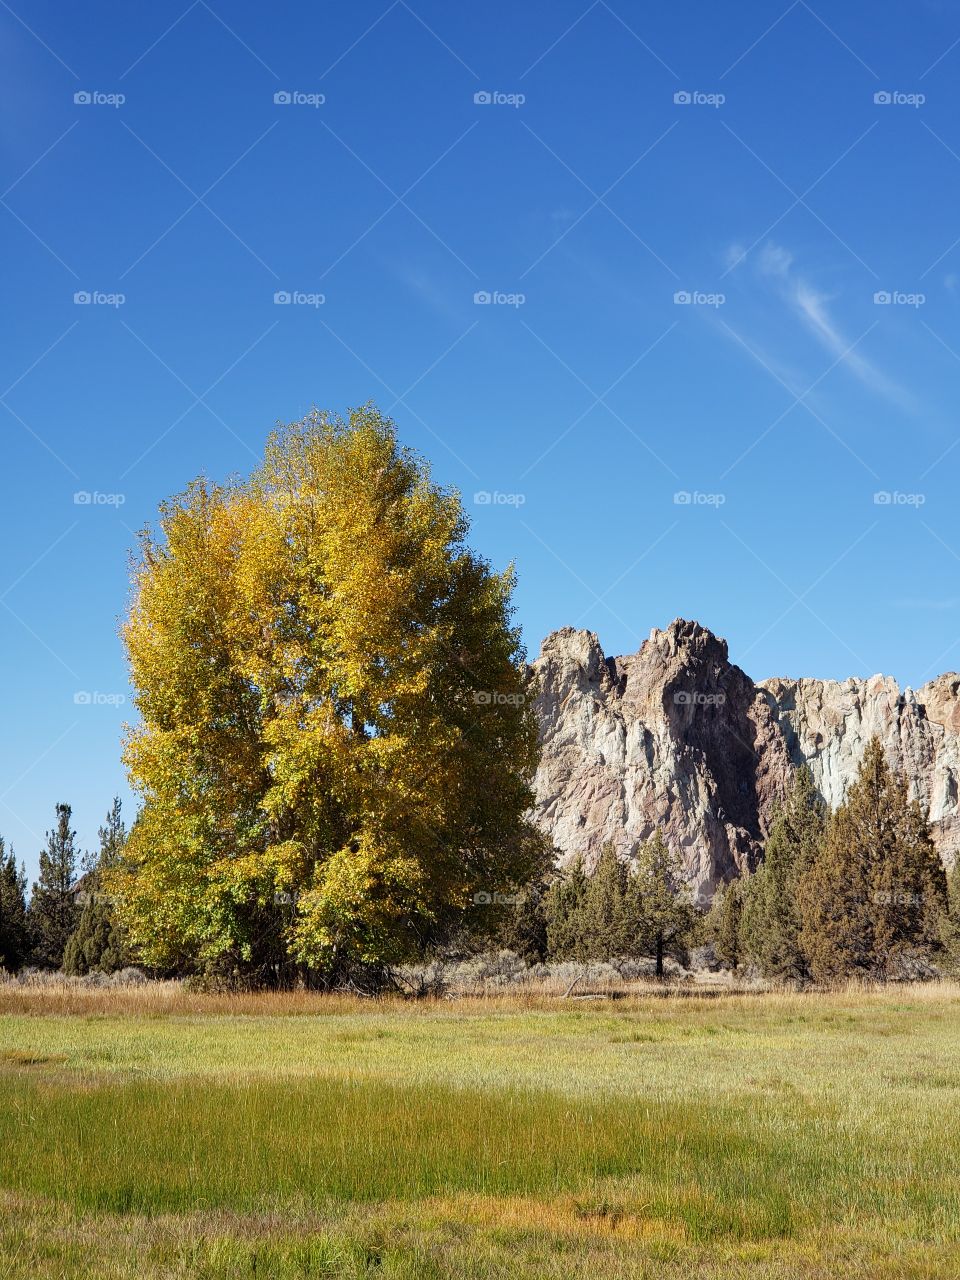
[631,831,699,976]
[544,858,590,960]
[28,803,81,969]
[939,855,960,974]
[741,765,826,981]
[112,406,547,983]
[579,843,634,959]
[0,840,29,972]
[798,738,947,982]
[708,875,748,972]
[64,799,130,976]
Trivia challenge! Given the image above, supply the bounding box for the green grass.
[1,983,960,1277]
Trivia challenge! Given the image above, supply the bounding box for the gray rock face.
[529,620,960,895]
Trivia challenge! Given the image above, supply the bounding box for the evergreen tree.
[579,843,634,959]
[0,840,29,972]
[544,857,590,960]
[708,875,749,972]
[939,856,960,974]
[631,831,699,976]
[741,765,826,981]
[28,803,81,969]
[798,738,947,982]
[492,879,549,963]
[64,799,130,976]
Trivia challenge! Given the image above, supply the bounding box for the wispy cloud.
[731,241,916,411]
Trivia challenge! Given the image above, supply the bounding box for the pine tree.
[0,840,29,972]
[492,879,549,963]
[798,738,947,983]
[708,875,748,972]
[939,856,960,974]
[741,765,826,981]
[28,803,81,969]
[544,857,590,960]
[631,831,699,977]
[579,843,633,959]
[64,799,130,976]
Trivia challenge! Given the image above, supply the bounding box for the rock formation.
[529,619,960,896]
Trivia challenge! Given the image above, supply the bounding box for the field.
[1,982,959,1278]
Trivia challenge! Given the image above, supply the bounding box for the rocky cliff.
[529,620,960,895]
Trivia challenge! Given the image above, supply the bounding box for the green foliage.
[544,835,698,972]
[27,804,80,970]
[630,831,699,976]
[64,800,130,977]
[577,843,635,959]
[798,739,948,982]
[707,876,748,972]
[741,765,826,981]
[490,881,549,963]
[112,406,546,983]
[544,857,589,960]
[0,840,29,972]
[939,857,960,974]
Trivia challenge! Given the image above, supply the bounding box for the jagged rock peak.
[529,619,960,895]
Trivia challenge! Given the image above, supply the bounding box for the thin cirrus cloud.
[732,242,916,413]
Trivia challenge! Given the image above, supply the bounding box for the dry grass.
[1,981,959,1278]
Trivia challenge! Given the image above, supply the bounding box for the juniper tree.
[28,803,81,969]
[579,843,634,959]
[741,765,826,981]
[708,875,749,972]
[64,799,130,976]
[544,857,590,960]
[798,738,947,982]
[0,840,29,972]
[631,830,699,976]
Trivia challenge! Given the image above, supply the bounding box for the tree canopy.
[111,406,546,983]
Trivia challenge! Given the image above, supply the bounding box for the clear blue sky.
[2,0,959,875]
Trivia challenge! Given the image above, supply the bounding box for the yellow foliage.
[114,406,546,980]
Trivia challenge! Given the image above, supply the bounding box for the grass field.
[1,982,959,1278]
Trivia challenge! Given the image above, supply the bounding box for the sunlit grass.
[1,983,959,1277]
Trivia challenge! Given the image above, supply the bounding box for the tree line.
[2,742,958,985]
[2,407,957,988]
[0,800,130,975]
[707,740,955,983]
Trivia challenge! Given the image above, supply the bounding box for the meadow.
[1,981,958,1278]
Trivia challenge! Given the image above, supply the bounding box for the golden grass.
[1,982,959,1278]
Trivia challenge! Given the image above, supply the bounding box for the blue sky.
[2,0,959,874]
